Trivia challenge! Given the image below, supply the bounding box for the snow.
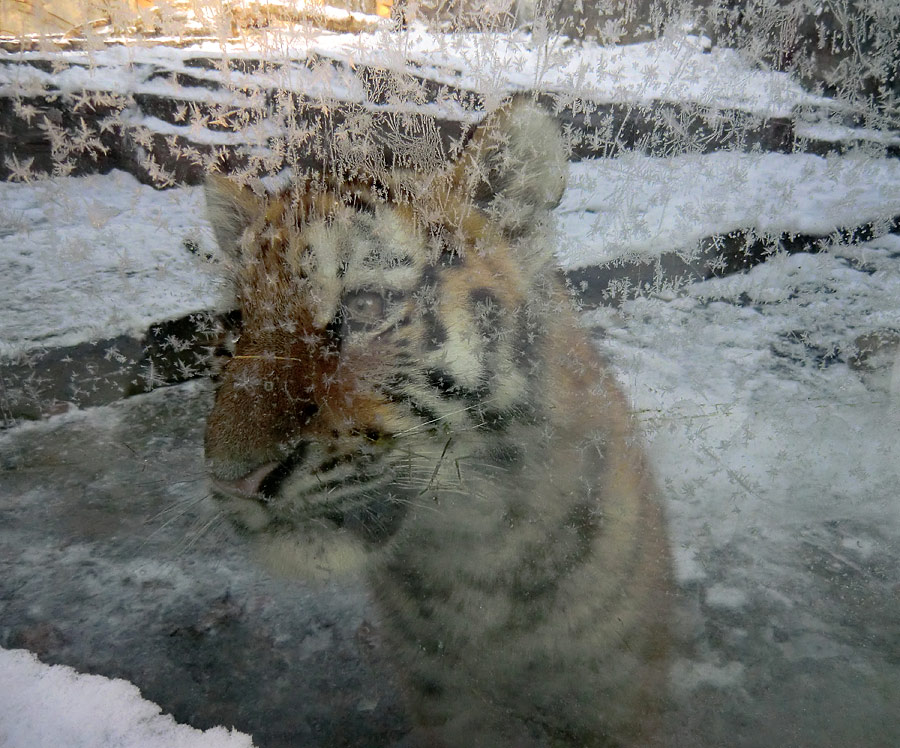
[670,659,746,690]
[581,231,899,744]
[586,232,900,587]
[0,28,820,116]
[116,108,290,150]
[310,29,819,115]
[0,648,256,748]
[0,170,224,357]
[555,151,900,268]
[796,120,900,147]
[705,584,748,609]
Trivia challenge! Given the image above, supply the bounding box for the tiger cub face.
[204,99,670,746]
[204,99,568,574]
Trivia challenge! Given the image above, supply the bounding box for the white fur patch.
[256,529,369,581]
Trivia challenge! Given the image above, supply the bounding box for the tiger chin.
[204,97,671,748]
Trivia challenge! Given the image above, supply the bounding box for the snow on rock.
[555,151,900,268]
[0,647,256,748]
[0,30,818,116]
[310,29,819,115]
[0,170,224,357]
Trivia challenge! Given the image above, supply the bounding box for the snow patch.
[672,544,707,584]
[838,535,877,559]
[0,170,224,357]
[555,152,900,268]
[705,584,748,609]
[670,658,745,690]
[0,648,256,748]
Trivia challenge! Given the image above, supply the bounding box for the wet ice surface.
[0,380,407,748]
[3,233,899,745]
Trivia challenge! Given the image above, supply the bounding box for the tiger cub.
[204,98,671,747]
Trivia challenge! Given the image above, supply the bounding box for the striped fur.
[204,99,671,747]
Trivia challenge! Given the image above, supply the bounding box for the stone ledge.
[0,311,237,426]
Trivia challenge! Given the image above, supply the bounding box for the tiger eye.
[343,290,385,326]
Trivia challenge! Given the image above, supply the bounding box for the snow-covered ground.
[0,648,255,748]
[0,171,220,357]
[599,235,900,746]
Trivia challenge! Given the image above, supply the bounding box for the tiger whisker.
[374,493,441,512]
[144,492,209,524]
[391,397,499,437]
[388,478,477,499]
[450,458,510,473]
[139,494,212,549]
[386,498,445,514]
[180,511,227,555]
[417,437,453,495]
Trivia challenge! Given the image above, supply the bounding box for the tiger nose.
[210,461,280,500]
[204,369,321,474]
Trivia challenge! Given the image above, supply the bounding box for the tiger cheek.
[312,367,388,439]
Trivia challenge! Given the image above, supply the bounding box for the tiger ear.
[452,96,568,236]
[204,174,265,260]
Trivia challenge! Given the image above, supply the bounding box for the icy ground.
[1,144,899,747]
[591,235,900,745]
